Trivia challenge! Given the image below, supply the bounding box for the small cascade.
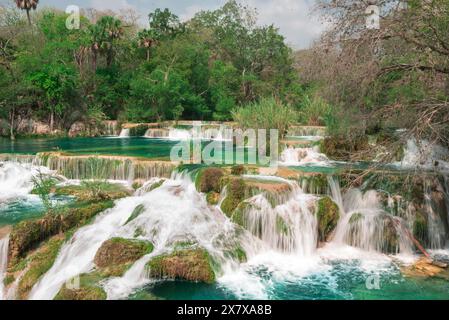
[144,128,170,139]
[144,125,233,141]
[103,121,118,136]
[423,181,447,249]
[38,155,176,181]
[396,139,449,171]
[330,178,414,255]
[235,185,318,256]
[0,161,52,201]
[119,128,130,138]
[0,235,9,300]
[279,146,329,166]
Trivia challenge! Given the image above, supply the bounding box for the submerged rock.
[316,197,340,242]
[146,249,216,283]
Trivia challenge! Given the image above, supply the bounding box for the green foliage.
[232,97,298,137]
[31,171,57,213]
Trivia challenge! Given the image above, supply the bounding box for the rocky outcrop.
[94,238,153,269]
[146,249,216,283]
[316,197,340,242]
[55,273,107,300]
[8,201,114,265]
[195,167,225,194]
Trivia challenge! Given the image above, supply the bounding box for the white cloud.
[244,0,324,48]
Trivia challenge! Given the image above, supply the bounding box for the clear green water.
[0,195,73,227]
[130,259,449,300]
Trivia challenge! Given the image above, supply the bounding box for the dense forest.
[0,0,306,138]
[0,0,448,156]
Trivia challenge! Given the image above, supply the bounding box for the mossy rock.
[8,201,114,264]
[195,167,225,193]
[125,204,146,225]
[231,165,245,176]
[146,249,216,283]
[16,236,65,299]
[206,192,220,205]
[316,197,340,242]
[94,238,154,269]
[55,183,131,202]
[220,178,246,217]
[55,273,107,300]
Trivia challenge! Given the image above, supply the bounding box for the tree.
[138,29,157,62]
[14,0,38,25]
[148,8,184,40]
[89,16,123,69]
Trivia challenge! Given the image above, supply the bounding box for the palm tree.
[88,16,123,69]
[14,0,39,25]
[138,29,157,62]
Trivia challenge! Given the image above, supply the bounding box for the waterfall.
[103,121,118,136]
[329,178,414,255]
[119,128,130,138]
[144,125,233,141]
[144,128,170,139]
[279,146,329,166]
[0,161,52,201]
[0,235,9,300]
[29,173,247,300]
[236,187,318,256]
[397,139,449,171]
[39,155,176,181]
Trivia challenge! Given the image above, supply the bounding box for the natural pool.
[0,136,448,301]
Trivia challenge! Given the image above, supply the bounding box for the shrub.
[232,97,297,138]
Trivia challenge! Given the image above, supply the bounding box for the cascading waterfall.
[29,172,252,300]
[144,125,233,141]
[119,128,130,138]
[233,182,318,256]
[0,235,9,301]
[329,177,414,255]
[279,146,329,166]
[39,155,176,181]
[0,161,52,201]
[397,139,449,171]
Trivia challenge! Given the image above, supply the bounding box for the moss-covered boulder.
[55,273,107,300]
[146,249,215,283]
[316,197,340,242]
[94,238,153,269]
[231,165,245,176]
[221,178,246,217]
[206,192,220,205]
[8,201,114,265]
[196,167,225,193]
[14,236,65,299]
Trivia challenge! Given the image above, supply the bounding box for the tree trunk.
[26,9,31,25]
[146,49,150,62]
[50,111,54,132]
[9,108,15,141]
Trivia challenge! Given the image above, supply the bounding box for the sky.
[0,0,325,49]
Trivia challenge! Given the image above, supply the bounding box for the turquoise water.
[0,195,73,227]
[131,259,449,300]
